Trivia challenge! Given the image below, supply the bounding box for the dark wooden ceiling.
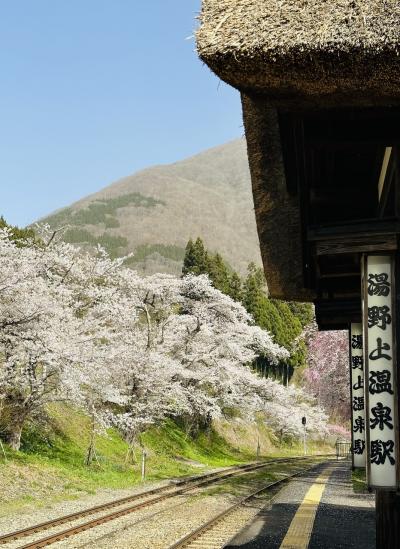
[278,108,400,329]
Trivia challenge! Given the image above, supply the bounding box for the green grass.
[265,441,333,458]
[199,456,327,498]
[352,467,368,493]
[142,419,254,471]
[1,407,136,495]
[0,405,334,517]
[0,409,258,516]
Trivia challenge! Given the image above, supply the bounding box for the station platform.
[226,460,375,549]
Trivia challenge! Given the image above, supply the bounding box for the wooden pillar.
[376,491,400,548]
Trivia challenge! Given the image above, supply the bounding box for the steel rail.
[0,461,263,545]
[1,455,333,549]
[14,462,274,549]
[168,461,328,549]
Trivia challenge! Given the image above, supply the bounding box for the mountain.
[41,139,262,275]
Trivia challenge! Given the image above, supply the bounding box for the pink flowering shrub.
[305,329,351,422]
[328,423,351,439]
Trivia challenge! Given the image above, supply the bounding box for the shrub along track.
[0,456,332,549]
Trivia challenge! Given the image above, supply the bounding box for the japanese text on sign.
[350,323,365,468]
[365,256,397,488]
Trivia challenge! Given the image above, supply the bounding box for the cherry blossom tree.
[113,273,317,441]
[0,226,329,454]
[304,328,350,422]
[0,227,134,450]
[0,228,81,449]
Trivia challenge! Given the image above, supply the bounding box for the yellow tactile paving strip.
[279,466,334,549]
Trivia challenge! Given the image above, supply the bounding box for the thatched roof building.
[197,1,400,324]
[197,0,400,107]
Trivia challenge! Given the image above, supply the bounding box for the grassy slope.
[0,407,255,516]
[352,468,369,493]
[0,405,332,516]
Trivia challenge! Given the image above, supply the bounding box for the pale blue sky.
[0,1,242,226]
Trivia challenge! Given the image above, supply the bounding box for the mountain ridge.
[41,139,262,275]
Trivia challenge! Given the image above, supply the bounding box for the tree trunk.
[125,433,138,464]
[85,414,96,466]
[5,422,23,451]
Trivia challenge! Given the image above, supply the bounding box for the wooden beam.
[315,297,362,330]
[310,189,367,205]
[304,109,400,146]
[394,148,400,219]
[378,148,397,218]
[378,147,393,201]
[319,272,359,279]
[316,235,397,256]
[308,219,400,240]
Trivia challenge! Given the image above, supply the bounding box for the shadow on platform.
[225,500,375,549]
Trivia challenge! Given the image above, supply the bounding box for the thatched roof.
[197,0,400,106]
[241,95,316,302]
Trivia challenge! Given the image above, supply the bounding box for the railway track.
[168,461,325,549]
[2,456,332,548]
[0,456,321,549]
[0,461,257,545]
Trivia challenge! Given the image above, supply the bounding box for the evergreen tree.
[182,237,209,276]
[242,263,309,382]
[228,271,242,302]
[192,237,209,274]
[242,263,266,321]
[182,238,196,275]
[182,241,313,385]
[0,216,36,246]
[271,300,302,348]
[207,252,231,294]
[287,301,314,328]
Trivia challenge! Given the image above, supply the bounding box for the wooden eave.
[278,107,400,329]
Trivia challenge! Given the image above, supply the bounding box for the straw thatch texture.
[197,0,400,105]
[241,93,316,301]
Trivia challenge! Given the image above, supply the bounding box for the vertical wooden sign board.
[350,323,366,468]
[364,255,398,489]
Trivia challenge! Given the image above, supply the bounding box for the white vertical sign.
[365,255,397,488]
[350,323,366,468]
